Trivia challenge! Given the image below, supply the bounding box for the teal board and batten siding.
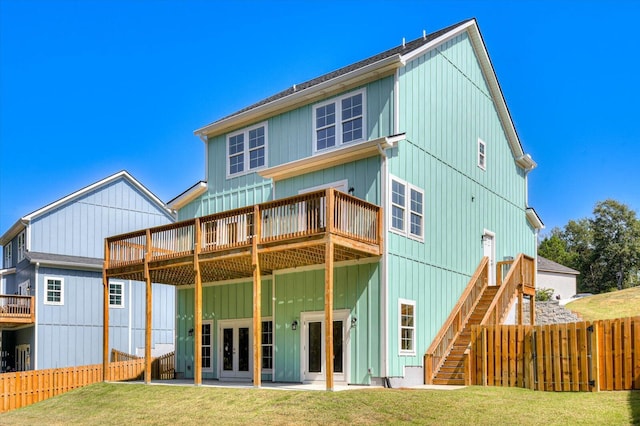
[175,262,379,384]
[175,280,273,380]
[29,178,173,259]
[177,77,394,221]
[384,32,536,375]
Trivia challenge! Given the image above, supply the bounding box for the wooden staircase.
[432,287,497,385]
[424,254,536,386]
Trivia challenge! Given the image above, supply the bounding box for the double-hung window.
[17,231,26,262]
[109,282,124,308]
[399,299,416,355]
[313,89,366,153]
[227,122,268,178]
[478,138,486,170]
[202,320,213,372]
[45,277,64,305]
[389,176,424,241]
[3,243,12,268]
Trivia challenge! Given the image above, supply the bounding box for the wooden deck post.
[517,290,523,325]
[194,218,203,386]
[102,239,110,382]
[325,188,335,391]
[252,205,262,388]
[144,229,152,385]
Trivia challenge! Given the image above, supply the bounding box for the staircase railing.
[479,253,535,325]
[424,257,489,384]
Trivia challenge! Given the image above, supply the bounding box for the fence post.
[482,327,488,386]
[591,322,600,392]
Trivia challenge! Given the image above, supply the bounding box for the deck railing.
[106,189,381,268]
[424,257,489,384]
[0,296,35,323]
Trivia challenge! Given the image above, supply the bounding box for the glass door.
[219,319,252,379]
[301,311,349,383]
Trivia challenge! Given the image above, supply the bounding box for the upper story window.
[478,138,486,170]
[17,231,26,262]
[227,122,268,178]
[109,282,124,308]
[399,299,416,355]
[313,89,366,153]
[3,243,12,268]
[390,176,424,241]
[45,277,64,305]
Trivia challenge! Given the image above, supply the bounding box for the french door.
[301,310,349,383]
[218,319,252,380]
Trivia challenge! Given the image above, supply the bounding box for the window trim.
[109,281,125,308]
[261,318,273,372]
[389,175,424,242]
[312,89,367,155]
[399,298,416,356]
[3,243,12,268]
[17,231,26,263]
[44,276,64,306]
[478,138,486,170]
[226,121,268,179]
[202,319,214,373]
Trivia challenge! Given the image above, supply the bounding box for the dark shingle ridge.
[212,18,474,125]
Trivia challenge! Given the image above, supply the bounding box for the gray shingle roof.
[25,251,103,269]
[537,256,579,275]
[212,18,474,125]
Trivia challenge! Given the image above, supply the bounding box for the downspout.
[198,134,209,187]
[34,262,39,370]
[128,279,133,354]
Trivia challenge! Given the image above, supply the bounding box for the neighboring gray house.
[537,256,579,300]
[0,171,176,371]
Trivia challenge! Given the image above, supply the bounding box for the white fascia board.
[194,56,402,139]
[167,181,208,210]
[526,208,544,230]
[30,258,104,272]
[0,267,17,276]
[399,19,477,65]
[22,171,175,223]
[516,154,537,171]
[259,134,405,181]
[0,220,26,246]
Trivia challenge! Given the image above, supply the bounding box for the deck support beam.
[102,239,110,382]
[144,229,152,384]
[252,205,262,388]
[194,218,203,386]
[325,188,335,391]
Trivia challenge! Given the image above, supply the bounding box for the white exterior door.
[301,310,350,383]
[483,231,496,285]
[218,319,252,380]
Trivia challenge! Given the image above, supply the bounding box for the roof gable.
[537,256,580,275]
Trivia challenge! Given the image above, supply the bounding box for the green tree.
[538,228,575,267]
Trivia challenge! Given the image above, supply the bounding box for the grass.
[1,383,639,425]
[566,286,640,321]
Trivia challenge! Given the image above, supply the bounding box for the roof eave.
[0,219,27,247]
[194,55,403,139]
[167,181,208,210]
[526,207,544,230]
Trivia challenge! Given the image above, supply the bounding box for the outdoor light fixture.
[351,317,357,328]
[348,187,355,195]
[291,320,298,331]
[188,328,194,337]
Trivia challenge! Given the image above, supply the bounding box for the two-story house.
[103,18,543,389]
[0,171,176,371]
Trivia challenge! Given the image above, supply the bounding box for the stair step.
[433,378,465,386]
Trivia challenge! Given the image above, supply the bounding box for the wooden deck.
[0,296,35,328]
[104,189,382,285]
[103,188,382,391]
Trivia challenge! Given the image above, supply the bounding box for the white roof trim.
[167,181,208,210]
[29,259,103,271]
[526,208,544,230]
[0,267,16,276]
[259,134,405,181]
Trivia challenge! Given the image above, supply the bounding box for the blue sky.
[1,0,639,240]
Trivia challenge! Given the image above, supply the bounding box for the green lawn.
[1,382,638,425]
[566,286,640,321]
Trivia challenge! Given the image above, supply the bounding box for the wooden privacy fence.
[468,316,640,391]
[0,351,175,413]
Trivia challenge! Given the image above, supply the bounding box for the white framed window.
[399,299,416,355]
[313,89,366,153]
[261,319,273,371]
[226,122,268,178]
[17,231,26,262]
[478,138,486,170]
[389,176,424,241]
[202,320,213,372]
[3,243,12,268]
[44,277,64,305]
[109,281,124,308]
